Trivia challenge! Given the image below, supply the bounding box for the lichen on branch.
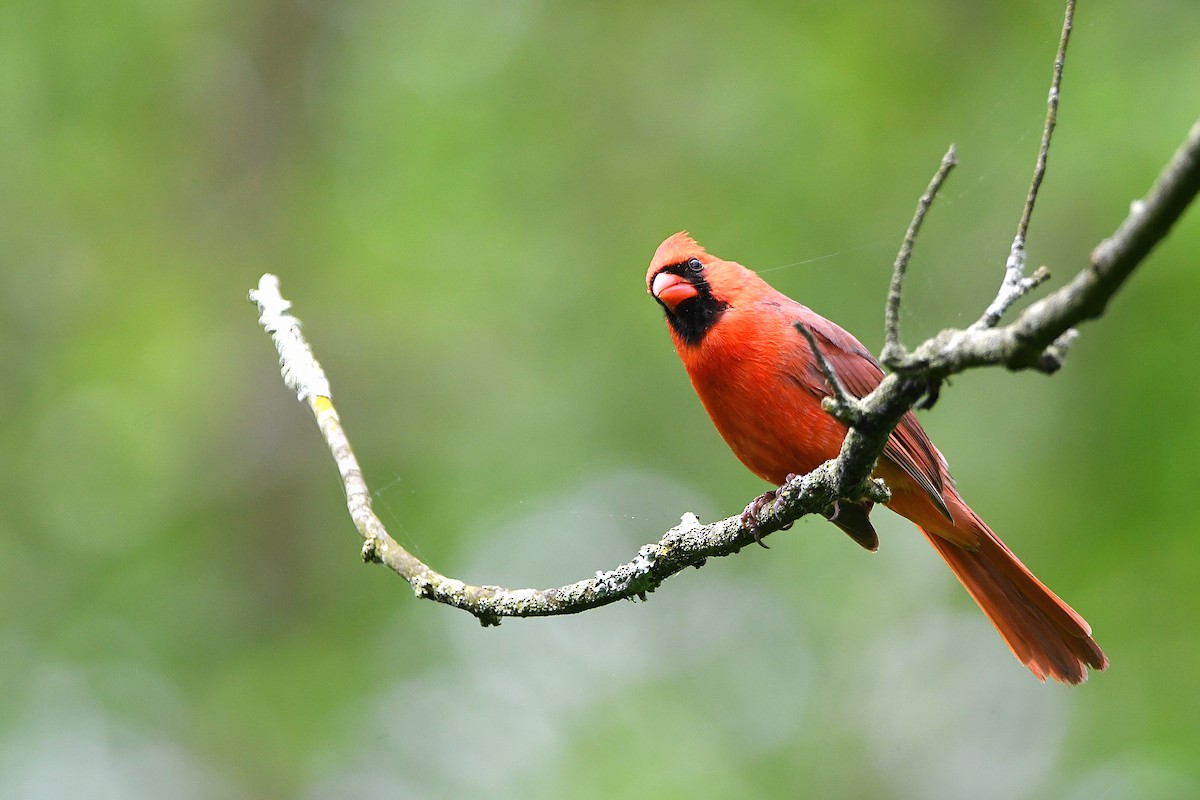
[248,0,1199,624]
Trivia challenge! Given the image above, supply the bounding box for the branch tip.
[885,144,959,357]
[249,273,332,403]
[1016,0,1074,245]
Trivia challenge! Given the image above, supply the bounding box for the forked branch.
[249,1,1199,625]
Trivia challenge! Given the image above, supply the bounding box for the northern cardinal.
[647,231,1106,684]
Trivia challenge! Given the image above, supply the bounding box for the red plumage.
[647,232,1106,684]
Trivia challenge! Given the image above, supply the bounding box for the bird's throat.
[665,295,727,347]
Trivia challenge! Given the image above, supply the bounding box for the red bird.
[647,231,1107,684]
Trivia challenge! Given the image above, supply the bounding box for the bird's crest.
[650,231,708,275]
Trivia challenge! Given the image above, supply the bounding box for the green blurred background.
[3,1,1198,797]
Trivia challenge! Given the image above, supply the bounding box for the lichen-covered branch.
[248,1,1199,624]
[806,119,1200,541]
[882,118,1200,380]
[251,274,867,626]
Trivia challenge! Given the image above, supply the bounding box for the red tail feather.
[917,504,1107,684]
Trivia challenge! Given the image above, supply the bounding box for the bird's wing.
[794,307,953,521]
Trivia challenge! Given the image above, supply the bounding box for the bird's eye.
[686,257,703,275]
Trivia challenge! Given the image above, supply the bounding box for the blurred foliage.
[2,1,1199,798]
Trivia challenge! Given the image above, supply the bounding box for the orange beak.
[651,271,699,311]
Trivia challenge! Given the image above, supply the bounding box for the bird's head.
[647,232,753,346]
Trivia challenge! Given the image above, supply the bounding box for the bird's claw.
[915,377,946,410]
[734,491,772,546]
[741,491,775,548]
[742,477,801,547]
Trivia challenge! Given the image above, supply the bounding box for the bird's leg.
[740,474,800,547]
[823,499,841,522]
[740,491,776,548]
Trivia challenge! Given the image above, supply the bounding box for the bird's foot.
[915,376,948,410]
[741,491,776,548]
[741,476,801,548]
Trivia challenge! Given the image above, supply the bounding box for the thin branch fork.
[882,118,1200,382]
[970,0,1075,334]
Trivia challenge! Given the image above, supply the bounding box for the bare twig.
[885,118,1200,378]
[1018,0,1073,245]
[881,145,958,367]
[251,275,331,403]
[972,0,1075,331]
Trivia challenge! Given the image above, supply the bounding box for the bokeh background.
[3,1,1198,797]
